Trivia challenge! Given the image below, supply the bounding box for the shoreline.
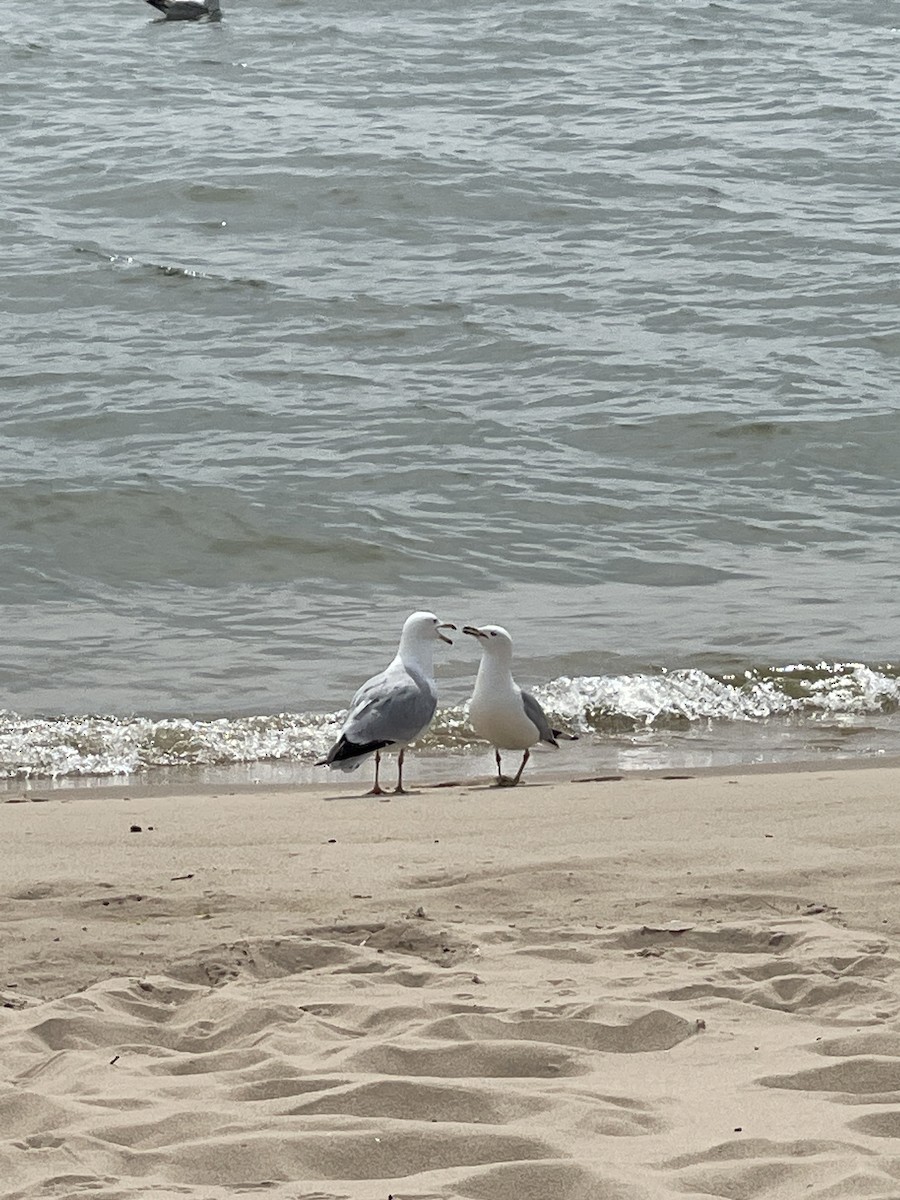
[5,747,900,803]
[4,659,900,789]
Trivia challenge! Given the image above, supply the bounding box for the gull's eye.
[490,631,497,637]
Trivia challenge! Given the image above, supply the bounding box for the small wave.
[534,662,900,731]
[1,663,899,780]
[0,712,341,781]
[72,244,276,292]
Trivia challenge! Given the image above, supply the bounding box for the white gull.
[464,623,577,786]
[144,0,221,21]
[317,611,455,796]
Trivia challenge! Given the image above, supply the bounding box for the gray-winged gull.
[144,0,221,21]
[464,624,577,786]
[318,611,456,795]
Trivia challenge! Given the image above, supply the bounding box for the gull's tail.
[316,735,391,771]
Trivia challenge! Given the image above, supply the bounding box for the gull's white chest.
[469,675,537,750]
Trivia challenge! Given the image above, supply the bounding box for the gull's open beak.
[438,622,456,645]
[462,625,487,639]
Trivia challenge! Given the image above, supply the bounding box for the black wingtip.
[552,730,579,742]
[320,736,391,766]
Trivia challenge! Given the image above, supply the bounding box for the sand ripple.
[3,906,900,1198]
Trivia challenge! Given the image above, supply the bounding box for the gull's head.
[403,610,456,645]
[462,624,513,653]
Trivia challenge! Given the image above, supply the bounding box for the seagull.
[317,611,456,796]
[463,624,577,786]
[144,0,221,21]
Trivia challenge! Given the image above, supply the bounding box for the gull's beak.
[438,621,456,645]
[462,625,487,639]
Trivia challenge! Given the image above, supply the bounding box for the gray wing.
[343,666,437,746]
[521,690,559,747]
[159,0,210,16]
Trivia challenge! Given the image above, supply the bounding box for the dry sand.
[2,764,900,1199]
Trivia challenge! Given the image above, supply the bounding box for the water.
[2,0,900,781]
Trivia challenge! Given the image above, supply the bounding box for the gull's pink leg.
[366,751,386,796]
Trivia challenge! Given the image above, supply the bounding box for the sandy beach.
[2,763,900,1199]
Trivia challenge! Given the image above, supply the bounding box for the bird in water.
[317,611,456,796]
[144,0,221,21]
[464,624,577,786]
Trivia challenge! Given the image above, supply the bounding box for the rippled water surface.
[2,0,900,777]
